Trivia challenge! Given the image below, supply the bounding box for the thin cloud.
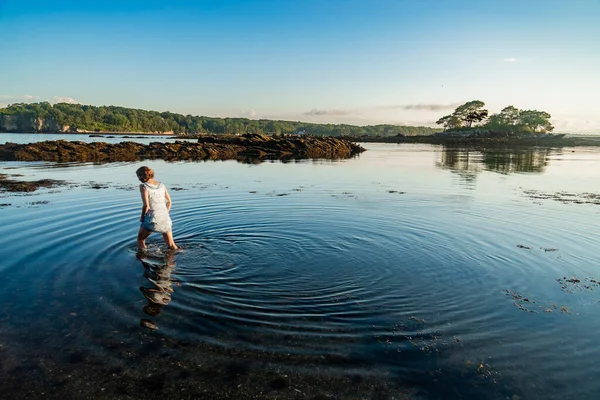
[0,94,41,101]
[302,109,351,116]
[503,58,517,62]
[53,96,80,104]
[400,103,459,111]
[236,109,258,119]
[0,94,79,105]
[377,103,460,112]
[553,116,600,134]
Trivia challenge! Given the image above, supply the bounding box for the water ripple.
[2,147,600,399]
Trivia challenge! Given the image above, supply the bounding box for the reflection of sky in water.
[2,141,600,399]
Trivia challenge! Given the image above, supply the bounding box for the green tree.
[519,110,553,133]
[436,100,488,130]
[499,106,520,126]
[454,100,488,128]
[486,106,519,134]
[436,114,463,130]
[487,106,553,134]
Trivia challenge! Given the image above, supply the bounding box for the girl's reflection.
[136,250,180,330]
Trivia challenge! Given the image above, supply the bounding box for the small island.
[0,134,365,163]
[354,101,596,147]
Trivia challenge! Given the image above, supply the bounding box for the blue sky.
[0,0,598,132]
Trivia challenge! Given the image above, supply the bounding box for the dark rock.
[0,136,366,163]
[0,173,64,192]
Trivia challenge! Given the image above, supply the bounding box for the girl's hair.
[136,166,154,182]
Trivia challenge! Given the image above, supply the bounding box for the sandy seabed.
[0,329,421,400]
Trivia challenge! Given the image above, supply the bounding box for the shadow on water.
[136,250,179,331]
[437,146,558,183]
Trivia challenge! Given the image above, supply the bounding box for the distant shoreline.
[0,131,177,136]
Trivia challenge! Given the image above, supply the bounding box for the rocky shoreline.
[0,134,365,163]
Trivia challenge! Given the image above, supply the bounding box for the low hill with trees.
[0,102,440,137]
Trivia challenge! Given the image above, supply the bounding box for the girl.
[136,166,178,250]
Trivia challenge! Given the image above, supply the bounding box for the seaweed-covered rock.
[0,136,365,163]
[0,173,64,192]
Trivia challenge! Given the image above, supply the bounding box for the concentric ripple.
[2,142,600,399]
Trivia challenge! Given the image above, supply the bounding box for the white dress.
[141,182,173,233]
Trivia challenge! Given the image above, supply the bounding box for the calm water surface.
[1,134,600,399]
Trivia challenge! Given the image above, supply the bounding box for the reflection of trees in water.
[481,149,552,174]
[437,147,557,178]
[436,149,482,185]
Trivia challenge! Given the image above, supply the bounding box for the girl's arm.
[165,188,173,212]
[139,184,150,222]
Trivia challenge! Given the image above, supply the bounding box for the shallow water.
[2,135,600,399]
[0,132,179,145]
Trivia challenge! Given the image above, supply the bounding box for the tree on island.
[437,101,554,134]
[487,106,553,133]
[487,105,520,127]
[518,110,553,133]
[436,100,488,130]
[435,114,464,130]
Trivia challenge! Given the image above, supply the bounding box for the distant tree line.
[436,100,554,134]
[0,102,440,137]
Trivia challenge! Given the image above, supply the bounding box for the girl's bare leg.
[162,231,178,250]
[137,227,152,250]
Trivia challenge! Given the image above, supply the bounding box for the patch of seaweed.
[503,290,572,314]
[523,189,600,205]
[0,173,66,193]
[556,276,600,293]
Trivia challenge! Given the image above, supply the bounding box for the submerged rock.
[0,135,365,163]
[0,173,64,192]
